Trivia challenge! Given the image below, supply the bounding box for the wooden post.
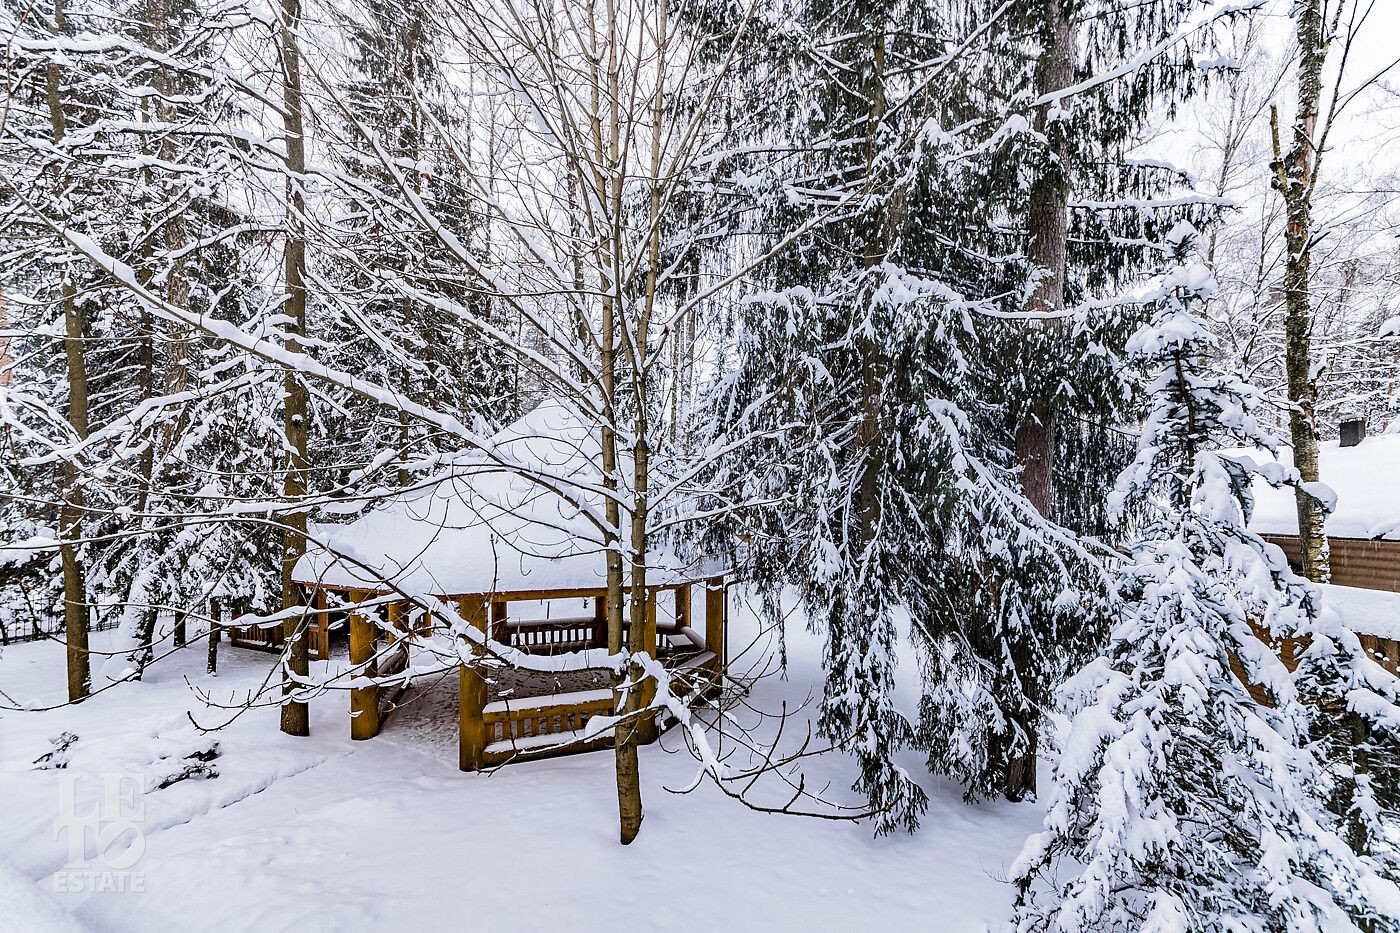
[675,584,691,633]
[459,597,489,771]
[592,596,608,648]
[387,599,403,642]
[312,588,330,659]
[491,599,508,648]
[348,590,380,740]
[637,588,659,745]
[705,577,726,676]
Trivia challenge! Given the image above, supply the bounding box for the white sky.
[1254,0,1400,168]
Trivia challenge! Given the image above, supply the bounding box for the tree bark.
[1005,0,1074,801]
[45,0,90,703]
[277,0,312,736]
[1271,0,1330,583]
[207,599,220,675]
[856,20,889,556]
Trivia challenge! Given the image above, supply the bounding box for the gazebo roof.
[1248,432,1400,542]
[292,400,715,596]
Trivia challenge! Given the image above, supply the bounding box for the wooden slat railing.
[505,616,602,655]
[481,688,615,765]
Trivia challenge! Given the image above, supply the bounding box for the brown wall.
[1264,534,1400,594]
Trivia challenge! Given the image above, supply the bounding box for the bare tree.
[1270,0,1399,582]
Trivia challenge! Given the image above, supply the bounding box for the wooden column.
[675,584,692,633]
[490,599,508,648]
[386,599,403,643]
[705,577,726,676]
[459,597,489,771]
[313,588,330,659]
[592,596,608,648]
[638,588,659,745]
[348,590,380,740]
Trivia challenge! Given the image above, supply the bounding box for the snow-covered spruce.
[1011,228,1400,932]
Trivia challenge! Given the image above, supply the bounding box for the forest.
[2,0,1400,930]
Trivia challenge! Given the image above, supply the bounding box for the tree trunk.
[856,22,889,555]
[1271,0,1330,583]
[124,0,193,681]
[602,293,637,841]
[277,0,312,736]
[207,599,220,675]
[45,0,90,703]
[615,39,669,841]
[1005,0,1074,801]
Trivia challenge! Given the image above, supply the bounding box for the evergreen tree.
[322,0,517,465]
[708,0,1114,826]
[915,0,1247,798]
[1011,225,1400,932]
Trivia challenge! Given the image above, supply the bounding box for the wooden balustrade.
[480,689,616,766]
[504,616,603,655]
[226,589,330,660]
[453,579,730,770]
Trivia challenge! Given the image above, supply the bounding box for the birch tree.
[1268,0,1397,581]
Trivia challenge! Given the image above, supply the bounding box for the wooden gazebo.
[282,400,729,770]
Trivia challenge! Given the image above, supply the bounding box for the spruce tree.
[708,0,1113,826]
[1010,225,1400,932]
[915,0,1249,799]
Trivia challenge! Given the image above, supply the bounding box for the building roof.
[292,400,716,596]
[1248,432,1400,541]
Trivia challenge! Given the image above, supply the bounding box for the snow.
[1322,583,1400,640]
[294,400,718,596]
[1246,434,1400,540]
[0,859,84,933]
[0,597,1042,932]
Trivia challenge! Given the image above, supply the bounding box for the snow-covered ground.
[0,600,1043,932]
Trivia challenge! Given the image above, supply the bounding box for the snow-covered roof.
[1248,433,1400,541]
[293,401,717,595]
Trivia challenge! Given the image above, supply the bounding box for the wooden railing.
[227,592,332,661]
[505,616,603,655]
[480,689,616,765]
